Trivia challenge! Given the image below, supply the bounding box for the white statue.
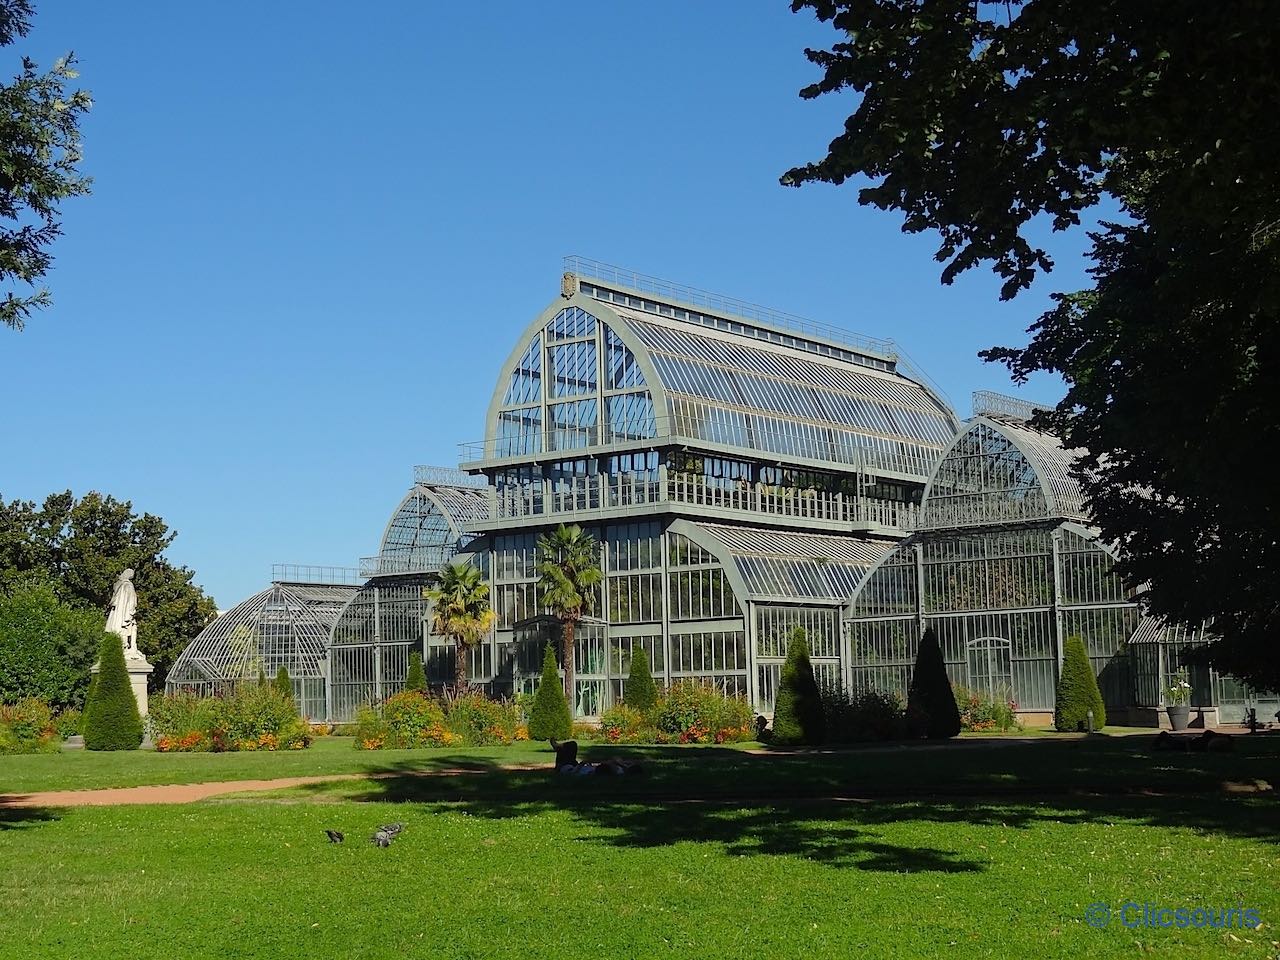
[105,568,141,659]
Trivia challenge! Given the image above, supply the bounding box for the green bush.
[82,633,143,751]
[527,643,571,741]
[79,673,98,735]
[598,703,657,743]
[771,628,826,745]
[381,691,452,747]
[819,682,905,742]
[273,666,294,703]
[653,680,754,744]
[54,706,81,739]
[352,705,388,750]
[404,652,427,693]
[0,698,60,754]
[907,627,961,739]
[0,579,106,710]
[1055,635,1107,731]
[954,685,1021,732]
[445,692,520,745]
[148,685,310,751]
[623,647,658,715]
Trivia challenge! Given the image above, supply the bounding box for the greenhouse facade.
[168,260,1273,725]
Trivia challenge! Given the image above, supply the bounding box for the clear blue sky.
[2,2,1090,609]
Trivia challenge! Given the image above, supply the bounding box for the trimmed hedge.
[528,643,572,741]
[907,627,961,739]
[404,652,427,693]
[83,633,143,751]
[623,647,657,715]
[1055,635,1107,731]
[771,628,825,745]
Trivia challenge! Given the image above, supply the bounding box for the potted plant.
[1164,669,1193,731]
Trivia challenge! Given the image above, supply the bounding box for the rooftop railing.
[971,390,1052,423]
[413,464,491,488]
[271,563,363,586]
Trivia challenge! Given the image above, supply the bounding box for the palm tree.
[535,524,603,717]
[426,561,496,692]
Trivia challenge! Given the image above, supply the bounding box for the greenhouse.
[166,569,360,719]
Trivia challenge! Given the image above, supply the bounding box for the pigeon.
[371,830,393,848]
[324,830,345,844]
[377,822,403,838]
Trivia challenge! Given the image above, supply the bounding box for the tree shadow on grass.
[277,733,1280,873]
[0,804,60,832]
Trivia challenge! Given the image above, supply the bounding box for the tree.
[527,643,571,741]
[0,491,218,689]
[0,0,92,331]
[535,524,602,718]
[0,577,107,708]
[273,666,293,704]
[784,2,1280,691]
[82,632,141,750]
[1055,635,1106,732]
[771,628,826,745]
[404,651,426,693]
[907,628,960,739]
[623,647,658,715]
[426,561,495,692]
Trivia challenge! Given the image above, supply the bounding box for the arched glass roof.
[918,416,1087,529]
[689,520,893,603]
[482,293,958,479]
[364,479,490,578]
[167,581,357,687]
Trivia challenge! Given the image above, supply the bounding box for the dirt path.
[0,765,545,809]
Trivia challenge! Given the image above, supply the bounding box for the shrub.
[907,627,961,739]
[623,647,658,715]
[405,652,427,693]
[79,673,98,735]
[352,704,387,750]
[819,682,905,742]
[54,706,82,739]
[771,628,825,745]
[148,685,310,752]
[654,680,754,744]
[598,703,656,744]
[445,691,519,745]
[954,685,1021,732]
[0,698,59,754]
[0,579,104,711]
[382,691,454,747]
[273,666,294,703]
[1055,635,1107,731]
[527,644,571,741]
[83,633,143,751]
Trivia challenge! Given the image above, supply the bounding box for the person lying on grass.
[549,738,643,776]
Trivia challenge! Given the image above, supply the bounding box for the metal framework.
[166,577,358,718]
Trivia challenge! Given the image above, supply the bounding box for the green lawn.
[3,735,1277,959]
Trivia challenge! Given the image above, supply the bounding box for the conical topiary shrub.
[79,672,99,735]
[1055,635,1107,731]
[405,652,427,693]
[83,633,143,751]
[623,647,658,715]
[771,628,826,745]
[907,627,961,739]
[527,643,571,741]
[274,666,294,703]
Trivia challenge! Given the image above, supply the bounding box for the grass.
[3,734,1277,958]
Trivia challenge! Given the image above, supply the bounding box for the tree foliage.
[273,666,293,704]
[0,577,108,708]
[527,643,571,741]
[1055,635,1107,732]
[535,524,603,718]
[771,628,826,745]
[907,628,960,739]
[785,1,1280,691]
[623,646,658,716]
[0,0,92,331]
[0,490,218,689]
[82,632,142,750]
[404,651,426,694]
[426,561,496,692]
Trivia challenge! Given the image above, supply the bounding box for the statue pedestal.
[91,655,153,719]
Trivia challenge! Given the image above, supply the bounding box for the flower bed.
[354,691,527,749]
[0,698,60,755]
[595,681,754,745]
[953,685,1020,733]
[148,686,312,752]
